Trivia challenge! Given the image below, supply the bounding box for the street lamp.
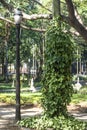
[14,8,23,121]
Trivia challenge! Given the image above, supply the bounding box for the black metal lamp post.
[14,8,23,121]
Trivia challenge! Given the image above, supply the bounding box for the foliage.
[37,0,52,13]
[71,86,87,104]
[18,114,87,130]
[0,92,42,105]
[74,0,87,26]
[0,82,12,89]
[79,86,87,95]
[72,75,87,82]
[41,20,75,117]
[0,0,46,81]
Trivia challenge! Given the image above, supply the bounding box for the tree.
[0,0,87,42]
[0,0,86,119]
[62,0,87,41]
[0,1,50,85]
[41,18,75,117]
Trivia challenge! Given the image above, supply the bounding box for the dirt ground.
[0,103,42,130]
[67,101,87,113]
[0,102,87,130]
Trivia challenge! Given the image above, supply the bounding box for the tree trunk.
[1,54,5,77]
[53,0,61,18]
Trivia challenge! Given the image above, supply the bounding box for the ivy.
[42,21,75,117]
[18,115,87,130]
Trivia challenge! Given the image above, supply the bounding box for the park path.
[67,102,87,121]
[0,103,42,130]
[0,102,87,130]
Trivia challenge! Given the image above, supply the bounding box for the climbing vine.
[42,21,75,117]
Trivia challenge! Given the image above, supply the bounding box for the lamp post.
[14,8,23,121]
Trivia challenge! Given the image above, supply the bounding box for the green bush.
[0,94,15,104]
[18,115,87,130]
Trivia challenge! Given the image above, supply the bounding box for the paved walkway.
[70,112,87,121]
[67,103,87,121]
[0,103,87,130]
[0,103,42,130]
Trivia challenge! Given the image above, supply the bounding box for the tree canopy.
[0,0,87,79]
[0,0,87,42]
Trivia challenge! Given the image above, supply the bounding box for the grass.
[0,82,13,89]
[1,87,87,106]
[0,81,42,105]
[71,93,87,104]
[21,92,42,105]
[0,81,29,89]
[71,86,87,104]
[0,92,42,105]
[1,81,87,106]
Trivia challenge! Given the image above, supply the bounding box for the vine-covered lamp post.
[14,8,23,121]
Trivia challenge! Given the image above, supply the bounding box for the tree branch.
[0,0,51,13]
[22,13,52,20]
[1,0,87,42]
[0,16,46,32]
[65,0,75,19]
[61,15,87,41]
[0,0,52,20]
[75,7,83,25]
[32,0,52,12]
[64,0,87,41]
[69,17,87,41]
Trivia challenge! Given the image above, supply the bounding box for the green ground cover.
[18,115,87,130]
[0,92,42,105]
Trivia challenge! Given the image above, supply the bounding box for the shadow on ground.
[0,103,42,130]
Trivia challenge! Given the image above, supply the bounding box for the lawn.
[0,82,87,106]
[0,81,42,105]
[0,92,42,105]
[71,86,87,104]
[0,82,13,89]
